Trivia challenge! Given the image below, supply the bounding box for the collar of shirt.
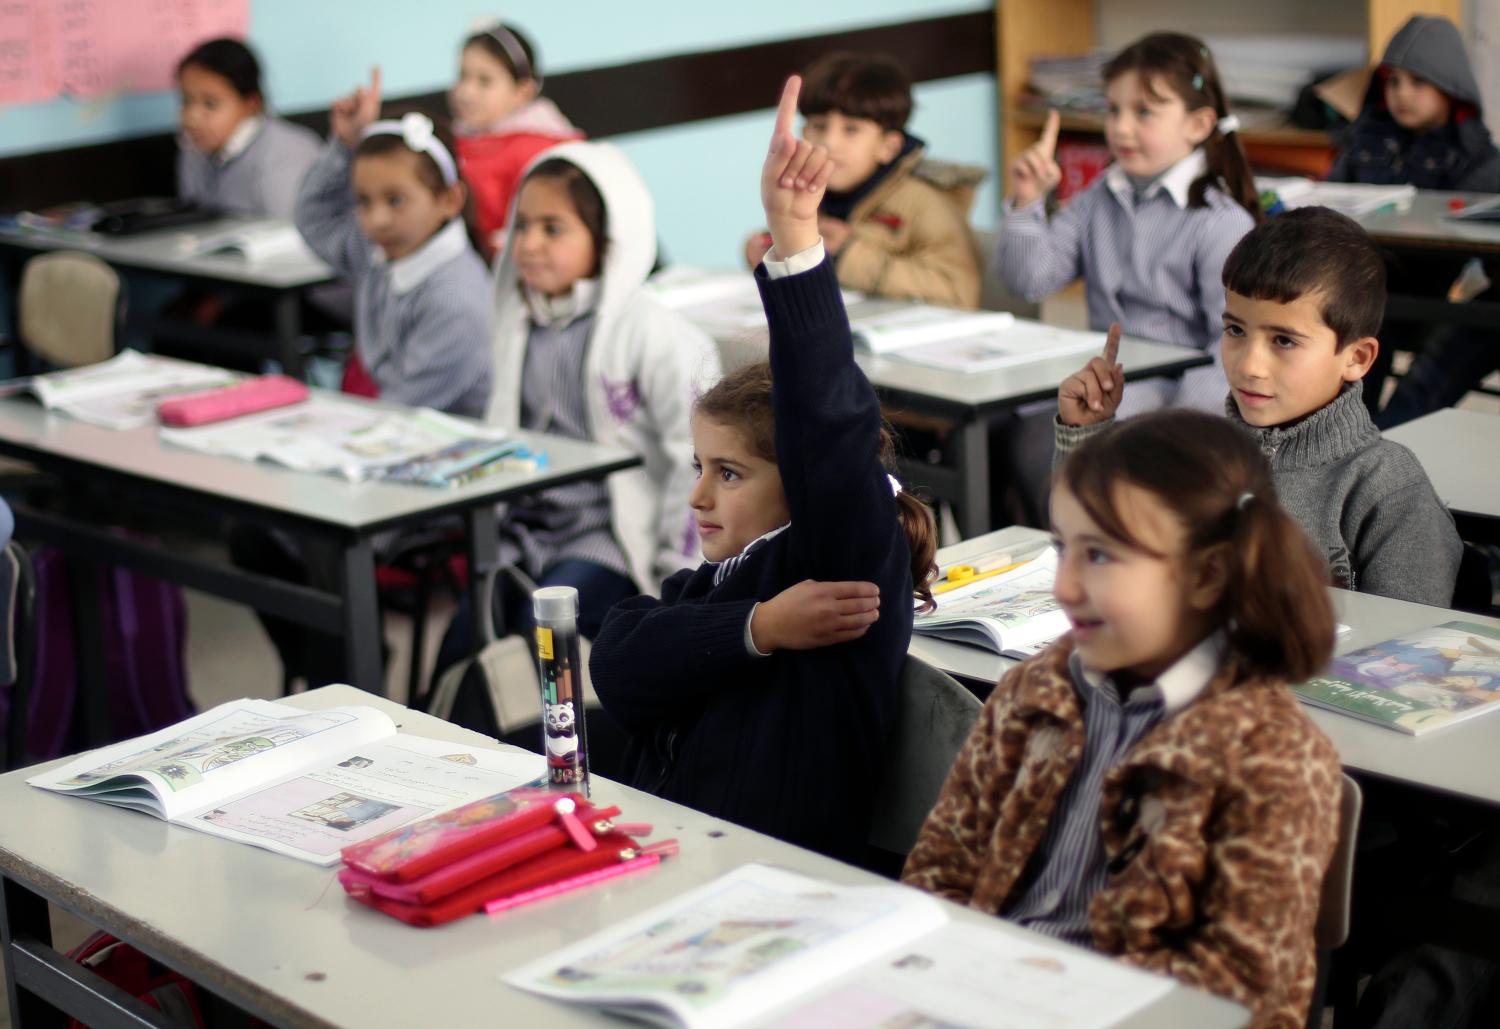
[376,218,470,296]
[709,523,791,587]
[217,115,265,164]
[524,277,600,327]
[1103,148,1207,210]
[1071,630,1225,716]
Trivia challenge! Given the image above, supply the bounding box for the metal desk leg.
[953,419,991,539]
[466,506,501,640]
[66,558,111,748]
[339,539,384,695]
[2,876,58,1028]
[272,292,304,380]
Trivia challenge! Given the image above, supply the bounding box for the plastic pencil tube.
[484,854,661,914]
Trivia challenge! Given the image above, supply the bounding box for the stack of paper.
[1258,177,1417,217]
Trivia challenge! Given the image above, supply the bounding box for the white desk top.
[0,685,1245,1028]
[1384,407,1500,523]
[0,217,335,290]
[912,528,1500,808]
[854,338,1209,414]
[0,394,638,533]
[1357,191,1500,254]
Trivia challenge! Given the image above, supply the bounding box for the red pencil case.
[338,787,673,927]
[156,375,308,426]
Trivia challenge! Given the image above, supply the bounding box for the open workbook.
[28,699,544,864]
[505,863,1175,1029]
[1295,621,1500,736]
[158,391,520,485]
[913,548,1070,658]
[18,349,239,429]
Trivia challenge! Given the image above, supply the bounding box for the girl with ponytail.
[905,409,1342,1029]
[590,77,936,864]
[997,31,1258,417]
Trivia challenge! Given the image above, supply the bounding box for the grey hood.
[1374,15,1482,109]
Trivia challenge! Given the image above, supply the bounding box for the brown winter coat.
[902,637,1342,1029]
[836,147,982,310]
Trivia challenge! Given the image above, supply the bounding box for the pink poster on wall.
[0,0,248,104]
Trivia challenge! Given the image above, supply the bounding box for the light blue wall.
[0,0,1000,265]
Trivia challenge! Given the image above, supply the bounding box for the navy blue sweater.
[589,258,913,862]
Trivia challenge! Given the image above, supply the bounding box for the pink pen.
[484,853,661,915]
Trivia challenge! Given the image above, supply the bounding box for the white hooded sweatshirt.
[486,141,722,594]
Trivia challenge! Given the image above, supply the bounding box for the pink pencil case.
[156,375,309,427]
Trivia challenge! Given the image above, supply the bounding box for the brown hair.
[1057,410,1334,682]
[1223,206,1387,348]
[1103,33,1261,223]
[799,51,913,132]
[520,158,606,275]
[696,362,939,611]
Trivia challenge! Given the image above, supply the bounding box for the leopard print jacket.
[902,637,1342,1029]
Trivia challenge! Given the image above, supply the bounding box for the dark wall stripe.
[1,11,993,212]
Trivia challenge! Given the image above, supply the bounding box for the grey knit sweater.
[1053,382,1462,607]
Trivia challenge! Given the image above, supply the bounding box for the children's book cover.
[1295,621,1500,735]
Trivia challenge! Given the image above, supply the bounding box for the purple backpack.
[3,545,195,762]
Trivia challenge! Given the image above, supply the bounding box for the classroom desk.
[0,218,335,377]
[690,290,1209,537]
[912,527,1500,809]
[1384,407,1500,545]
[1357,191,1500,333]
[0,393,637,729]
[0,684,1247,1029]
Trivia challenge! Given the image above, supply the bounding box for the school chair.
[1306,772,1364,1029]
[17,251,125,370]
[970,227,1041,319]
[867,655,981,864]
[2,540,39,771]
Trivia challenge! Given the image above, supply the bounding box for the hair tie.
[1235,490,1254,512]
[485,23,536,84]
[361,113,458,186]
[887,473,902,497]
[1192,73,1205,91]
[1216,114,1241,135]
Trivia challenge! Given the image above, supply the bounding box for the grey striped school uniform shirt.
[997,150,1255,416]
[294,142,491,418]
[178,116,321,222]
[1006,634,1222,947]
[499,301,630,580]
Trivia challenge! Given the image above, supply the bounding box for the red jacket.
[456,127,583,257]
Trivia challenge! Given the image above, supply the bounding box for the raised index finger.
[775,75,802,140]
[1101,322,1121,366]
[1039,109,1061,157]
[370,65,382,97]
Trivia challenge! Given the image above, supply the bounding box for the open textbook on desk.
[505,863,1175,1029]
[27,699,543,864]
[913,548,1070,658]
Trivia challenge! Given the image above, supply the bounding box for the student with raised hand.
[904,407,1343,1029]
[294,66,491,415]
[177,38,321,221]
[998,32,1258,416]
[1053,206,1462,607]
[591,76,939,862]
[449,22,583,258]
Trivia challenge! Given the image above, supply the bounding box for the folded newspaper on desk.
[505,863,1174,1028]
[159,392,520,485]
[913,548,1070,658]
[25,350,239,430]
